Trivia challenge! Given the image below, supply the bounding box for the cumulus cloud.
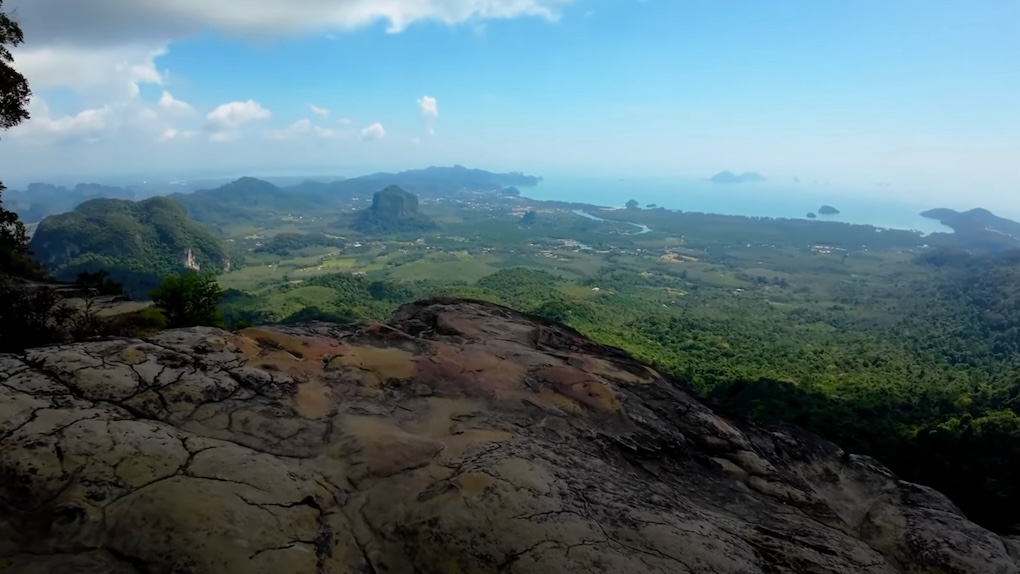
[5,0,572,46]
[12,44,166,100]
[309,104,330,117]
[266,119,349,141]
[158,91,194,114]
[205,100,271,131]
[360,123,387,140]
[156,128,197,143]
[417,95,438,135]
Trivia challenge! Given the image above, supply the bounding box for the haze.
[1,0,1018,208]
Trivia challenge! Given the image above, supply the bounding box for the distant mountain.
[7,183,136,222]
[352,186,436,234]
[819,205,840,215]
[12,166,543,229]
[709,171,766,184]
[172,177,324,229]
[29,196,230,298]
[344,165,542,197]
[922,208,1020,251]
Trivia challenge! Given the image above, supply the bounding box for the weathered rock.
[0,297,1017,573]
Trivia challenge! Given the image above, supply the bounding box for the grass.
[385,252,501,283]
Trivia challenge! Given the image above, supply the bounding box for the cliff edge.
[1,298,1017,573]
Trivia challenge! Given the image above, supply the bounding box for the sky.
[0,0,1018,207]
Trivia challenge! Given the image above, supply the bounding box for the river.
[572,210,652,234]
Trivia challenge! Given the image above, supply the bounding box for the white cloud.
[417,95,439,135]
[265,119,312,141]
[205,100,271,131]
[29,106,111,138]
[12,43,166,100]
[158,91,194,114]
[6,0,572,45]
[209,130,240,143]
[0,0,570,179]
[360,123,387,140]
[156,127,197,142]
[266,119,350,141]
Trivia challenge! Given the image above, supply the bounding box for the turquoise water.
[524,176,952,234]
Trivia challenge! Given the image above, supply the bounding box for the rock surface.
[1,297,1018,573]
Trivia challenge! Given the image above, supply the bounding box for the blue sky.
[2,0,1018,207]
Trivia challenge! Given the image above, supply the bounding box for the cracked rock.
[0,297,1017,573]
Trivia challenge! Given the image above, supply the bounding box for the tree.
[150,271,225,328]
[0,3,34,277]
[520,210,537,225]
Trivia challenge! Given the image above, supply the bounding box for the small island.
[806,212,817,219]
[818,205,840,215]
[709,171,766,184]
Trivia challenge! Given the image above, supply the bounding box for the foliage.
[29,196,231,298]
[0,278,77,352]
[0,1,31,132]
[74,270,126,296]
[0,4,36,279]
[150,271,225,328]
[352,186,436,234]
[254,232,345,256]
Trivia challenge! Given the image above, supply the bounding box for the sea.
[520,176,954,235]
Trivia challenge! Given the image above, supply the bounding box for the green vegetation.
[206,186,1020,531]
[151,271,225,328]
[352,185,436,234]
[0,2,36,279]
[29,196,231,298]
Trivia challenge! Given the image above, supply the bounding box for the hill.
[13,167,545,230]
[352,185,436,234]
[173,176,324,229]
[348,165,542,196]
[921,207,1020,251]
[6,182,135,222]
[1,298,1015,573]
[709,170,766,184]
[29,196,230,298]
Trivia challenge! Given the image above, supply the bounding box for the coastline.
[518,176,954,235]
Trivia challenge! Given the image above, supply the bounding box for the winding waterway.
[572,209,652,234]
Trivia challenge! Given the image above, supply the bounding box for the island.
[806,212,817,219]
[819,205,840,215]
[709,171,766,184]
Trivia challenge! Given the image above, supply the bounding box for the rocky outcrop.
[352,186,435,234]
[1,298,1017,573]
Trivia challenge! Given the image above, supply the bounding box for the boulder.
[1,298,1017,573]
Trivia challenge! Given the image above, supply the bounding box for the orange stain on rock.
[573,356,659,385]
[536,366,622,414]
[414,346,528,401]
[327,346,416,383]
[295,381,332,419]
